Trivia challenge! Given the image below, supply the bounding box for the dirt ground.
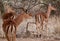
[0,38,60,41]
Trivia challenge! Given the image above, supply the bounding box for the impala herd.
[2,3,57,41]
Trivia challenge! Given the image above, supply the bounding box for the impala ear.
[49,3,51,7]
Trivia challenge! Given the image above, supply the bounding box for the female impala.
[25,3,57,37]
[35,4,56,36]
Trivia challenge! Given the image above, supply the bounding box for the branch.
[0,0,4,14]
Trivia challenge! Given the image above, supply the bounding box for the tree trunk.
[0,0,4,15]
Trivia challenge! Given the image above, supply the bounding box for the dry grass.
[0,15,60,40]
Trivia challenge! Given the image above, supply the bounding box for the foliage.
[0,0,4,14]
[0,0,60,15]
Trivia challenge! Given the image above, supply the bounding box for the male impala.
[2,6,32,41]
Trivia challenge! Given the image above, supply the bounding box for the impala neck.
[14,14,24,27]
[46,6,52,18]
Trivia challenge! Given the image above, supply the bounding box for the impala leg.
[40,15,44,31]
[5,33,12,41]
[12,25,16,41]
[35,15,41,37]
[2,24,12,41]
[45,19,48,37]
[41,20,44,31]
[12,31,16,41]
[36,22,41,37]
